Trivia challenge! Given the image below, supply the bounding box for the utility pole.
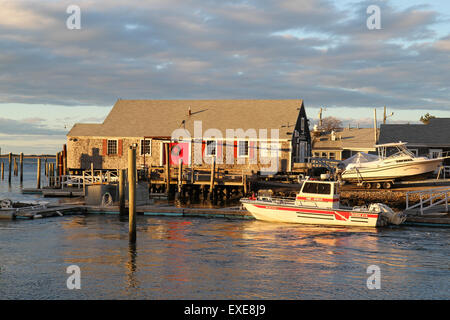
[374,109,378,144]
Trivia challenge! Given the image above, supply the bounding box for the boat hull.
[341,158,443,182]
[241,200,380,227]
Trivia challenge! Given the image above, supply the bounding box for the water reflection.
[1,214,449,299]
[126,242,138,289]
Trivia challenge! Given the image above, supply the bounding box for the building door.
[161,142,191,166]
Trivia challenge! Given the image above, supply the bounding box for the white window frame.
[237,140,249,158]
[140,139,152,156]
[205,140,216,157]
[107,139,118,155]
[408,148,419,157]
[429,149,442,159]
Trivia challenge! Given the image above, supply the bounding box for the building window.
[329,152,335,160]
[140,139,151,155]
[107,140,117,155]
[301,117,305,131]
[206,140,216,156]
[314,152,320,158]
[408,148,418,157]
[429,149,442,159]
[238,140,249,157]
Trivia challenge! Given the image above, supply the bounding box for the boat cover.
[338,152,379,170]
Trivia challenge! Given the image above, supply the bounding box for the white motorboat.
[240,179,406,227]
[340,142,445,187]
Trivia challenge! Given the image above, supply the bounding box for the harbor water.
[0,159,449,299]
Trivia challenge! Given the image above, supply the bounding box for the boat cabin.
[295,180,340,209]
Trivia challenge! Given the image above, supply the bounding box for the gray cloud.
[0,0,448,112]
[0,117,67,135]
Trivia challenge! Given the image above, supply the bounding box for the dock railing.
[58,170,119,189]
[405,186,450,215]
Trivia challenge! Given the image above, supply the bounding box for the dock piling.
[8,152,12,183]
[20,153,23,183]
[164,143,170,197]
[1,161,4,180]
[128,147,137,243]
[37,157,41,189]
[210,157,216,199]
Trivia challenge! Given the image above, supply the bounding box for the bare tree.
[319,116,342,132]
[419,113,436,124]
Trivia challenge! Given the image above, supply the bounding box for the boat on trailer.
[240,179,406,227]
[340,142,445,188]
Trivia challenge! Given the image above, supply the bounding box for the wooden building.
[67,99,311,174]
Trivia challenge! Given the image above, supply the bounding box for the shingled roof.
[312,128,377,151]
[379,118,450,147]
[68,99,305,139]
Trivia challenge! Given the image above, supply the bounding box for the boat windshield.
[377,143,415,159]
[302,182,331,195]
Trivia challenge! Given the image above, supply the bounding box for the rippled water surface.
[0,159,449,299]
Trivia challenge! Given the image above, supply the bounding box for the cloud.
[0,117,67,135]
[0,0,448,113]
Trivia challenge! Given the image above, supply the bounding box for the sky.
[0,0,449,154]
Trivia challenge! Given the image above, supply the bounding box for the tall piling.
[14,157,18,176]
[19,153,23,183]
[37,157,41,189]
[177,159,183,200]
[63,144,67,176]
[1,161,4,180]
[209,157,216,199]
[128,147,137,243]
[164,143,170,196]
[8,152,12,184]
[119,169,126,216]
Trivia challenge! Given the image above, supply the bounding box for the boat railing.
[258,196,296,205]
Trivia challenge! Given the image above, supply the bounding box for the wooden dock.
[0,204,86,220]
[83,204,253,220]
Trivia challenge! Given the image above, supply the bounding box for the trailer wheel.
[374,182,382,189]
[383,182,392,189]
[363,182,371,189]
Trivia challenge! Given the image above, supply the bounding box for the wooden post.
[55,153,59,187]
[14,157,17,176]
[50,162,54,187]
[164,143,170,196]
[178,159,183,193]
[1,161,4,180]
[243,173,248,195]
[63,144,67,175]
[210,156,216,198]
[37,157,41,189]
[20,153,23,183]
[91,162,94,182]
[8,152,12,184]
[119,169,126,216]
[128,147,137,243]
